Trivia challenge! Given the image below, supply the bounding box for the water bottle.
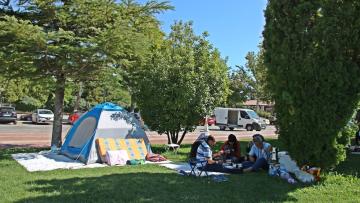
[271,147,276,162]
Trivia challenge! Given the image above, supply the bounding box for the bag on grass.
[146,153,167,162]
[127,159,145,165]
[106,150,129,166]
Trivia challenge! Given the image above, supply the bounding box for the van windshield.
[247,110,259,119]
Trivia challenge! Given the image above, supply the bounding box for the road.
[0,121,277,149]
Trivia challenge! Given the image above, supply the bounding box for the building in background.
[242,100,274,112]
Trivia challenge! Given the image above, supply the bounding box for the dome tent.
[61,102,150,164]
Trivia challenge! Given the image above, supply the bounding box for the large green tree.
[135,21,229,145]
[0,0,170,147]
[264,1,360,168]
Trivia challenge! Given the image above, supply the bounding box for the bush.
[255,110,272,119]
[263,1,360,168]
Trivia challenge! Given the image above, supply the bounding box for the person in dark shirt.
[220,134,242,162]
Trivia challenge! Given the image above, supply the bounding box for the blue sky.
[156,0,267,69]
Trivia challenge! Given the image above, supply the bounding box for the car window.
[39,110,53,114]
[240,111,248,118]
[0,107,14,112]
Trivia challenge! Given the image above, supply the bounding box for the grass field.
[0,139,359,203]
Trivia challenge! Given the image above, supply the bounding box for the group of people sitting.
[190,133,272,173]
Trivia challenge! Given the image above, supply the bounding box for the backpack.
[189,141,203,158]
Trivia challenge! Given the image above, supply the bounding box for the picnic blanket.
[12,151,106,172]
[159,163,225,176]
[12,151,171,172]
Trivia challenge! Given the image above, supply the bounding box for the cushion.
[96,138,148,163]
[106,150,129,166]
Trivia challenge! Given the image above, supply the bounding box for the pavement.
[0,120,277,149]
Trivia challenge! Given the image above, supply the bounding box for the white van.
[214,107,266,131]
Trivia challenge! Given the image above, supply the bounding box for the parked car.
[20,113,32,121]
[68,111,84,125]
[199,116,216,126]
[32,109,54,124]
[0,106,17,124]
[214,107,266,131]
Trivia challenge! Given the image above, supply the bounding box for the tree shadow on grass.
[0,147,48,161]
[17,172,301,203]
[332,153,360,178]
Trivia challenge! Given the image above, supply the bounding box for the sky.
[155,0,267,69]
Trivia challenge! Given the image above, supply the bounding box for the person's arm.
[200,145,219,164]
[207,158,221,164]
[265,144,272,160]
[248,145,256,162]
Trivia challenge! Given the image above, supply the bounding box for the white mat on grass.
[12,151,173,172]
[12,151,106,172]
[159,163,225,176]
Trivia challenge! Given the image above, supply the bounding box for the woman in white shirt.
[243,134,272,172]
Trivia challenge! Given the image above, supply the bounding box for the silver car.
[32,109,54,124]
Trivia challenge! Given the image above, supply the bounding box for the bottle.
[271,147,276,162]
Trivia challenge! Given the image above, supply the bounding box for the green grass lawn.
[0,139,359,203]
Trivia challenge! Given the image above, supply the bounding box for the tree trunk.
[204,115,209,132]
[177,129,188,145]
[51,75,66,148]
[130,93,135,112]
[73,82,83,111]
[166,131,170,144]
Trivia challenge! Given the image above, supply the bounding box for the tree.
[227,66,254,107]
[135,21,229,145]
[117,0,172,112]
[0,0,171,147]
[228,45,271,108]
[263,1,360,168]
[244,47,272,103]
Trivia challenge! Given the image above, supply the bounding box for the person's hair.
[207,135,215,142]
[252,134,264,143]
[228,134,237,143]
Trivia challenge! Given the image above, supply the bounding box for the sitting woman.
[220,134,243,162]
[243,134,272,172]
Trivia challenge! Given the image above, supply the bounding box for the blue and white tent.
[61,102,150,164]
